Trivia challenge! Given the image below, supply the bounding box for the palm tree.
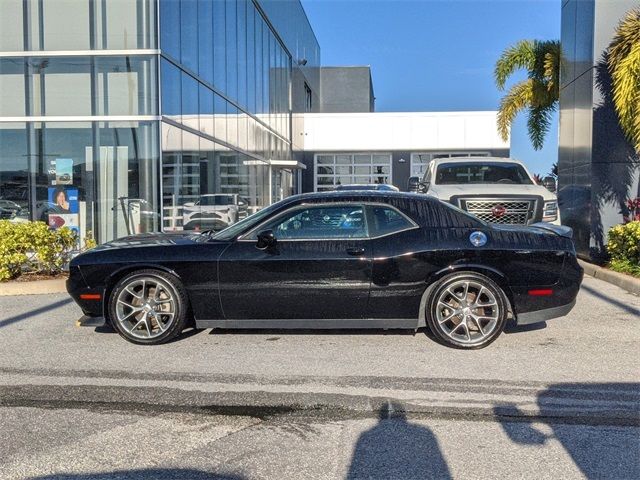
[494,40,561,150]
[608,9,640,154]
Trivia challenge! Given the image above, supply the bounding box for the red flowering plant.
[623,197,640,223]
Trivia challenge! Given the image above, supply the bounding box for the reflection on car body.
[67,191,583,349]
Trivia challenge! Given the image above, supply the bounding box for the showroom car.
[182,194,249,231]
[67,191,583,349]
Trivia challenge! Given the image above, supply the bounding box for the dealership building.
[558,0,639,260]
[0,0,507,244]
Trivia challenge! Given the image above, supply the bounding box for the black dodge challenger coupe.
[67,191,583,349]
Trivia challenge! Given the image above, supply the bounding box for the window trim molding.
[237,201,419,242]
[0,49,160,58]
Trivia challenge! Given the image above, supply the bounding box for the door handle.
[346,247,366,256]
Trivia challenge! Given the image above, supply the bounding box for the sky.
[301,0,561,176]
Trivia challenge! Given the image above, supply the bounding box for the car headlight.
[543,201,558,221]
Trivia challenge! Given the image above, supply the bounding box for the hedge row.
[607,221,640,278]
[0,220,77,282]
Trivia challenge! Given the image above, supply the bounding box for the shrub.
[607,221,640,277]
[0,221,77,282]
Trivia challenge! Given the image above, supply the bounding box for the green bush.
[607,221,640,277]
[0,221,77,282]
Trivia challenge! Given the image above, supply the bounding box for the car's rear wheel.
[426,272,508,349]
[108,269,189,345]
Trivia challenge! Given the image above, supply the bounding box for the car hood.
[92,231,204,251]
[429,183,556,201]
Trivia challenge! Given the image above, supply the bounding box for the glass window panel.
[197,0,214,83]
[247,3,256,114]
[213,93,227,144]
[372,165,390,175]
[38,57,92,116]
[353,154,371,164]
[0,123,29,218]
[316,155,334,164]
[262,23,269,118]
[316,166,334,175]
[237,0,247,110]
[254,14,263,114]
[316,176,333,185]
[97,0,139,49]
[0,59,26,116]
[254,205,367,240]
[334,176,352,186]
[0,0,23,51]
[161,59,181,122]
[42,0,90,50]
[336,155,352,164]
[226,102,238,148]
[180,0,198,72]
[373,154,391,164]
[335,165,351,175]
[181,72,199,130]
[97,56,158,116]
[353,176,374,184]
[225,0,238,101]
[212,0,226,92]
[353,166,371,175]
[199,84,214,137]
[160,0,180,59]
[369,206,414,237]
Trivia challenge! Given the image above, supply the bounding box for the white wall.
[302,112,509,152]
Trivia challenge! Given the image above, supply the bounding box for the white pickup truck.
[408,157,559,225]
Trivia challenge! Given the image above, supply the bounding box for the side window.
[252,204,367,240]
[368,206,416,237]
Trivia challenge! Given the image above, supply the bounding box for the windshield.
[435,162,533,185]
[209,201,282,240]
[198,195,232,206]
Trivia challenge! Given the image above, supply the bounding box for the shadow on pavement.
[0,297,73,329]
[503,320,547,334]
[580,284,640,316]
[494,383,640,479]
[347,401,451,479]
[32,469,245,479]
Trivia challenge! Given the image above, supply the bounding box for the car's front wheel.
[426,272,508,349]
[108,269,189,345]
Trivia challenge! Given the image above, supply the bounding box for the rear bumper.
[516,299,576,325]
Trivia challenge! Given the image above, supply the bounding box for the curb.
[0,278,67,296]
[578,259,640,296]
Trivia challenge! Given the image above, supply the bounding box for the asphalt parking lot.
[0,274,639,479]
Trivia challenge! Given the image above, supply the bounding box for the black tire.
[108,269,190,345]
[426,272,508,349]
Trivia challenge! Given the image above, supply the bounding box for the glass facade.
[158,0,295,232]
[0,0,309,242]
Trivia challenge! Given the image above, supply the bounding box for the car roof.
[281,190,437,205]
[432,156,525,166]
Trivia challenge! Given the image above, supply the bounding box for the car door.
[366,204,431,320]
[217,203,372,322]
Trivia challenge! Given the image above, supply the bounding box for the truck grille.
[461,199,536,225]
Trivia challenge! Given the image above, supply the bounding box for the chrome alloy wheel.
[114,276,177,340]
[435,279,500,346]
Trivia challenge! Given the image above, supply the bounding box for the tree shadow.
[32,469,244,479]
[590,52,639,259]
[580,284,640,316]
[0,297,73,329]
[494,383,640,479]
[346,401,451,480]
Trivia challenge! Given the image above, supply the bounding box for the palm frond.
[496,79,534,142]
[527,104,556,151]
[494,40,535,90]
[608,9,640,153]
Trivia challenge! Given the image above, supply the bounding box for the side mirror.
[542,176,557,193]
[256,229,276,250]
[407,176,421,192]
